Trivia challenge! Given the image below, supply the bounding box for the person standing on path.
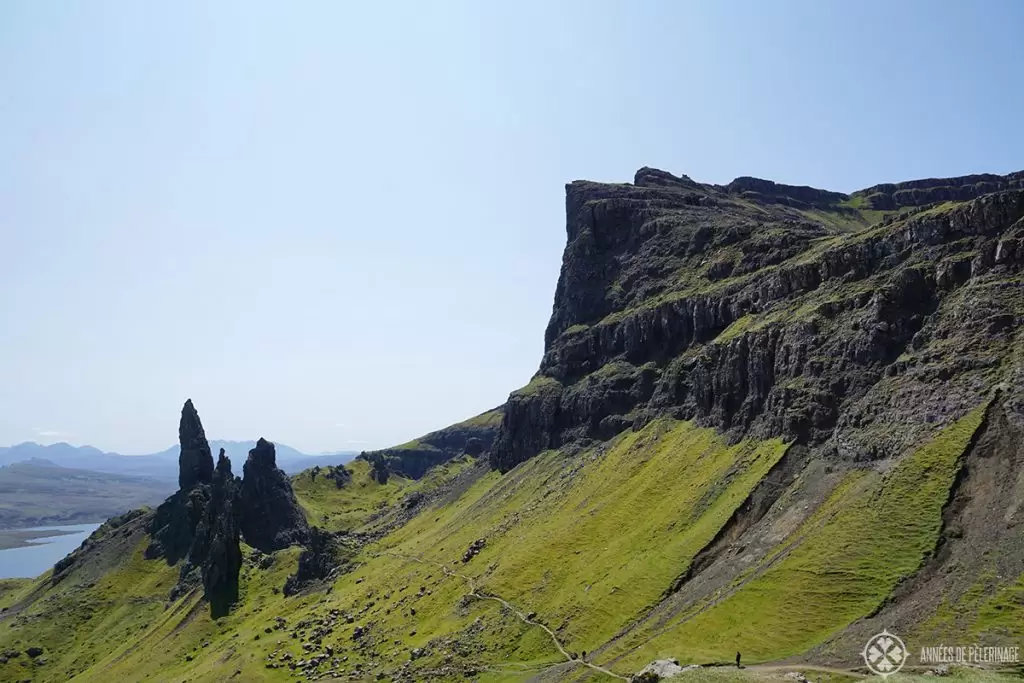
[736,652,742,669]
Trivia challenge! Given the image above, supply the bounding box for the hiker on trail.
[736,651,742,668]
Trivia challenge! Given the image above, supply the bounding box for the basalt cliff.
[492,168,1024,472]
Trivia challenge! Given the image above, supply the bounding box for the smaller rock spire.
[215,448,232,477]
[239,437,310,552]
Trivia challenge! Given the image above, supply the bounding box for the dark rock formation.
[367,455,389,484]
[239,438,310,552]
[463,437,484,456]
[853,171,1024,210]
[325,465,352,488]
[461,538,485,563]
[491,168,1024,472]
[357,407,502,479]
[147,480,213,565]
[178,399,214,490]
[725,176,848,208]
[147,406,312,614]
[199,451,242,617]
[283,527,347,596]
[148,403,243,615]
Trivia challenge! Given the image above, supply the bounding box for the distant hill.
[0,460,176,529]
[0,441,357,481]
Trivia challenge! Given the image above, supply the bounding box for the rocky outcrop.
[239,438,310,552]
[492,168,1024,472]
[283,526,348,596]
[147,402,309,615]
[324,464,352,488]
[853,170,1024,210]
[358,407,503,479]
[726,176,849,208]
[198,451,242,617]
[632,659,699,681]
[148,404,242,614]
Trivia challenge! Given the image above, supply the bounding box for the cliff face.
[359,407,503,479]
[492,168,1024,472]
[854,171,1024,210]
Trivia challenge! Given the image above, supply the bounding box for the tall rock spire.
[178,399,214,490]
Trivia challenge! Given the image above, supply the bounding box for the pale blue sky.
[2,1,1022,453]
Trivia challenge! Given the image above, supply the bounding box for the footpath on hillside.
[374,551,893,682]
[379,551,629,681]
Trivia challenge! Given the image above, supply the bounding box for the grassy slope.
[0,419,785,682]
[0,579,31,611]
[603,404,989,669]
[0,539,180,682]
[379,419,789,657]
[917,560,1024,645]
[2,405,1013,682]
[293,458,414,532]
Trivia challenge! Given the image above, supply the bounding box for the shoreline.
[0,527,81,551]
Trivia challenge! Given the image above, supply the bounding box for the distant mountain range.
[0,441,357,482]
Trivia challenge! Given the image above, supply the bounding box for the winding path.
[380,551,628,681]
[375,551,880,682]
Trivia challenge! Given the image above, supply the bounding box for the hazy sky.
[2,1,1022,454]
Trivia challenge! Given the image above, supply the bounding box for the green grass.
[919,567,1024,645]
[390,438,443,451]
[380,418,788,658]
[606,404,989,668]
[292,458,413,532]
[0,402,1005,682]
[588,359,638,380]
[916,200,961,218]
[512,375,562,396]
[714,313,761,344]
[460,408,505,428]
[0,535,181,682]
[0,578,31,611]
[711,277,877,346]
[971,573,1024,637]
